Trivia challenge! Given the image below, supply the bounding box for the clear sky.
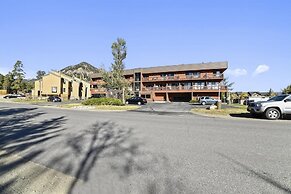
[0,0,290,91]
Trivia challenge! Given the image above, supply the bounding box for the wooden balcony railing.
[142,85,227,91]
[142,74,223,82]
[90,88,107,93]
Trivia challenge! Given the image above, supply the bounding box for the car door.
[284,96,291,114]
[205,97,210,104]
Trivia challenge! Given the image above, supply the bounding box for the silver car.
[199,96,218,105]
[247,94,291,120]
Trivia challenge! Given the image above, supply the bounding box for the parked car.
[125,97,147,105]
[247,94,291,120]
[47,96,62,102]
[3,94,25,99]
[199,96,218,105]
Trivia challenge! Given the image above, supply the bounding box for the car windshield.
[267,95,288,102]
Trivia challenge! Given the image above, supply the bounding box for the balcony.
[142,74,223,82]
[142,85,227,91]
[90,88,107,94]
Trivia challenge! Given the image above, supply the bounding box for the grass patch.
[59,103,139,111]
[82,98,123,106]
[94,105,139,111]
[191,105,248,116]
[58,103,82,108]
[12,98,47,104]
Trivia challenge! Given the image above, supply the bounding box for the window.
[63,88,66,93]
[215,71,221,77]
[51,87,57,93]
[193,72,200,78]
[63,80,66,84]
[135,72,141,81]
[146,94,151,98]
[286,96,291,102]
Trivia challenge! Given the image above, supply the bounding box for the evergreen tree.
[11,60,25,93]
[102,38,128,91]
[3,72,14,92]
[36,70,46,80]
[267,88,276,97]
[0,73,4,89]
[223,77,234,91]
[282,84,291,94]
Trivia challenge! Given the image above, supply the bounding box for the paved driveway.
[136,102,193,114]
[1,102,291,194]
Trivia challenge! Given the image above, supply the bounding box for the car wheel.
[137,101,141,105]
[125,101,129,105]
[201,101,206,105]
[265,108,281,120]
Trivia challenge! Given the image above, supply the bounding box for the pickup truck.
[247,94,291,120]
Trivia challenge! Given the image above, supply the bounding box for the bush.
[189,99,199,103]
[82,97,123,106]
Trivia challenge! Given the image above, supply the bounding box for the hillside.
[60,62,99,81]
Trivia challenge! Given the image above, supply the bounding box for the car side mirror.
[284,100,289,103]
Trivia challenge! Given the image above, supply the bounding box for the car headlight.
[256,103,261,107]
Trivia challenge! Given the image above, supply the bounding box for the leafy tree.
[102,38,129,101]
[3,72,14,92]
[21,79,35,93]
[11,60,26,93]
[36,70,46,80]
[0,73,4,89]
[239,92,249,100]
[282,84,291,94]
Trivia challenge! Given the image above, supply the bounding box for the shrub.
[82,97,123,106]
[189,98,199,103]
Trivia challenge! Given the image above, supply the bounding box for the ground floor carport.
[150,91,223,102]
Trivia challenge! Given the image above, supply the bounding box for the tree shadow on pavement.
[47,121,191,194]
[217,152,291,193]
[0,107,67,193]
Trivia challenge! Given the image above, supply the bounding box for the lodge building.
[33,71,90,100]
[90,61,228,102]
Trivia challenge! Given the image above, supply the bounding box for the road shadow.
[0,106,67,193]
[44,120,191,194]
[217,152,291,193]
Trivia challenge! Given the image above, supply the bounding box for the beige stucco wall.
[34,72,91,100]
[42,74,61,95]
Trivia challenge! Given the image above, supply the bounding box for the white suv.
[247,94,291,120]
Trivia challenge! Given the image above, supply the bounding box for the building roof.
[91,61,228,78]
[50,71,90,84]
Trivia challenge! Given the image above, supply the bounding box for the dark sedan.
[47,96,62,102]
[125,97,147,105]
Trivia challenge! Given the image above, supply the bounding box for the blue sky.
[0,0,290,91]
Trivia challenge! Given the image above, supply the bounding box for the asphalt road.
[1,102,291,194]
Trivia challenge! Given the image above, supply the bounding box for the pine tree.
[3,72,14,92]
[102,38,128,91]
[11,60,26,93]
[282,84,291,94]
[36,70,46,80]
[0,73,4,89]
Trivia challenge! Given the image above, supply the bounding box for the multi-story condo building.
[90,61,228,102]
